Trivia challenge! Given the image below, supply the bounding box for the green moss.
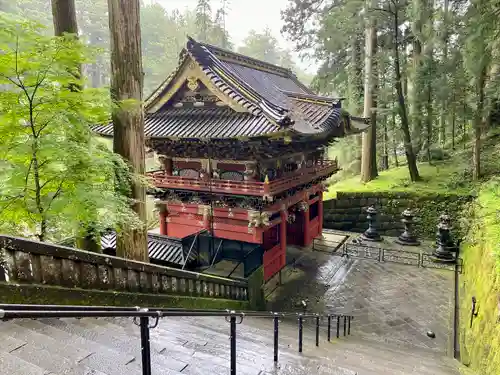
[247,266,266,311]
[325,191,471,239]
[459,178,500,375]
[326,130,500,200]
[0,283,249,310]
[325,161,475,200]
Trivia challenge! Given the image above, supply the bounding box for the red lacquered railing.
[148,159,338,197]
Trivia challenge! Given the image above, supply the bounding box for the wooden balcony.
[148,159,338,198]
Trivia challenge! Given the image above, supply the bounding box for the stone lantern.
[396,208,420,246]
[433,217,455,261]
[361,205,382,242]
[437,214,456,249]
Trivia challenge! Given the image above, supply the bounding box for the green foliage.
[0,13,140,242]
[238,29,291,67]
[283,0,500,182]
[327,128,500,199]
[459,177,500,375]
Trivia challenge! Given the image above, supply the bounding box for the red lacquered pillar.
[159,210,168,235]
[280,211,287,266]
[303,205,310,246]
[318,192,324,237]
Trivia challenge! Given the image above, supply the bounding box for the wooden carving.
[248,211,271,227]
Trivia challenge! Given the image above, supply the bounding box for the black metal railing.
[0,304,354,375]
[328,242,464,272]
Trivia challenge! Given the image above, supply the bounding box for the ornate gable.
[146,55,248,114]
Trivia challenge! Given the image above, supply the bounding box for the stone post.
[396,208,420,246]
[361,205,382,242]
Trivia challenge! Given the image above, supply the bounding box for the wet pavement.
[0,314,459,375]
[267,232,454,354]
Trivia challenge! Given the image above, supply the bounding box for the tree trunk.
[349,35,363,174]
[391,98,399,168]
[51,0,82,90]
[451,92,456,150]
[52,0,101,251]
[411,42,423,155]
[382,113,389,170]
[462,101,467,149]
[360,0,378,183]
[107,0,148,261]
[438,0,449,147]
[393,6,420,182]
[51,0,78,36]
[472,66,487,181]
[424,0,434,163]
[425,77,433,164]
[402,26,409,99]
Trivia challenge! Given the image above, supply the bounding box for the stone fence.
[0,235,248,302]
[323,191,473,239]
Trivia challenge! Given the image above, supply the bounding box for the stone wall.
[0,235,248,302]
[323,191,473,239]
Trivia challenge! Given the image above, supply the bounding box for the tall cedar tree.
[51,0,78,36]
[196,0,211,42]
[360,0,378,182]
[387,2,421,181]
[51,0,100,251]
[107,0,148,261]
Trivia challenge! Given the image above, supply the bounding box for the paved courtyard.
[266,232,454,354]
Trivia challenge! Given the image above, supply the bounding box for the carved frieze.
[247,211,271,227]
[297,201,309,212]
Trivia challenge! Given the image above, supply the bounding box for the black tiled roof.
[94,38,368,140]
[92,107,278,139]
[101,232,197,265]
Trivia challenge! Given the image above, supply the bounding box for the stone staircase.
[0,314,461,375]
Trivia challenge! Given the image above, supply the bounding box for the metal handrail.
[182,232,199,270]
[0,304,354,375]
[209,239,224,267]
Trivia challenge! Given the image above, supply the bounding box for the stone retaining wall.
[0,235,248,302]
[323,191,473,239]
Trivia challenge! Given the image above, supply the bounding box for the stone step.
[311,340,459,375]
[262,361,358,375]
[15,319,180,375]
[0,351,48,375]
[0,335,26,353]
[0,314,460,375]
[8,341,109,375]
[59,318,189,373]
[338,337,452,363]
[44,318,185,375]
[15,319,135,365]
[2,322,91,362]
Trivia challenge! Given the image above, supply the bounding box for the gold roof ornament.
[187,76,199,92]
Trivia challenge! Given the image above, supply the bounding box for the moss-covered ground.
[325,130,500,200]
[0,283,250,310]
[459,178,500,375]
